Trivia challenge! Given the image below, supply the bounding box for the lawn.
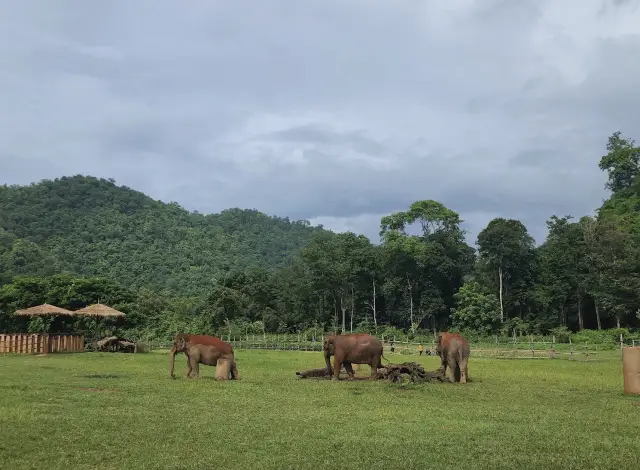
[0,349,638,470]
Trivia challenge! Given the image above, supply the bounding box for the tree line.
[1,132,639,343]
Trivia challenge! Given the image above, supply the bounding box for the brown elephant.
[169,333,239,380]
[324,333,386,381]
[436,332,470,383]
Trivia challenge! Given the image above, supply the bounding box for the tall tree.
[380,200,474,332]
[598,131,640,194]
[476,218,536,323]
[590,218,639,328]
[537,216,590,329]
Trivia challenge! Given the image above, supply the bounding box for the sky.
[2,0,640,246]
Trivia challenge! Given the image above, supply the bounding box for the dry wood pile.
[376,362,447,384]
[96,336,136,353]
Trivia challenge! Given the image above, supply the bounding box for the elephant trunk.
[169,346,177,378]
[325,352,333,375]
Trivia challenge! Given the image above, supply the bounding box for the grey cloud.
[254,126,391,159]
[1,0,639,247]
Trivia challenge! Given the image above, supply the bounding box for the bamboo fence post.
[530,335,534,357]
[569,336,574,361]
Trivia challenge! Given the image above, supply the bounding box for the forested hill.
[0,175,325,294]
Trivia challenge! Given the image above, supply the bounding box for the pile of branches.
[377,362,447,384]
[295,363,447,384]
[95,336,137,353]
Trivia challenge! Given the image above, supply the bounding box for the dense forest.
[1,131,639,343]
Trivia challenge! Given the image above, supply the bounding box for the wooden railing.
[0,334,85,355]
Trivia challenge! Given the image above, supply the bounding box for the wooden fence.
[214,336,629,362]
[0,334,85,355]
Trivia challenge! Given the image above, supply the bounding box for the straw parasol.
[73,303,126,318]
[14,303,74,317]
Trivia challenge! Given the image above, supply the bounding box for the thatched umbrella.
[14,304,75,334]
[73,304,126,344]
[14,303,74,317]
[73,303,126,318]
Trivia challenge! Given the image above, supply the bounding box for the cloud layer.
[2,0,640,245]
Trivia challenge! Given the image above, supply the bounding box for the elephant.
[169,333,239,380]
[436,332,470,384]
[324,333,386,381]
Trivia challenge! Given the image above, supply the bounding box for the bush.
[549,326,571,343]
[571,328,640,346]
[379,326,407,342]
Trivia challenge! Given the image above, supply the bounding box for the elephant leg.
[189,356,200,379]
[459,357,468,384]
[332,354,344,381]
[185,356,193,378]
[439,354,447,376]
[369,356,381,379]
[343,362,355,380]
[446,356,457,383]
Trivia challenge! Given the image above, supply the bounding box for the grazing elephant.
[324,333,386,381]
[436,332,470,384]
[169,333,239,380]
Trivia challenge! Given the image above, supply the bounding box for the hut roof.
[73,303,126,318]
[14,303,74,316]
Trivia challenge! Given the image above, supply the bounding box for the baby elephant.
[436,332,470,384]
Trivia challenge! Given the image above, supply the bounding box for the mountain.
[0,175,326,294]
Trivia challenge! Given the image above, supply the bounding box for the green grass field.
[1,350,638,470]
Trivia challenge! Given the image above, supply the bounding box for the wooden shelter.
[73,304,126,351]
[73,303,126,318]
[6,304,84,355]
[14,303,74,317]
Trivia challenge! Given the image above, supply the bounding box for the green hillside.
[0,175,325,294]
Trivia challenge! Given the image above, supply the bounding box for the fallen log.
[296,367,331,378]
[376,362,447,384]
[295,366,349,378]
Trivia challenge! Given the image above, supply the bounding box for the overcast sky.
[2,0,639,246]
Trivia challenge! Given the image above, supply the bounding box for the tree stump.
[623,346,640,395]
[215,358,233,380]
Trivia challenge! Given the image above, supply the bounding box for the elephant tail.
[380,351,391,363]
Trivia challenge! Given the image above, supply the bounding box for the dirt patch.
[76,387,120,393]
[78,374,122,379]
